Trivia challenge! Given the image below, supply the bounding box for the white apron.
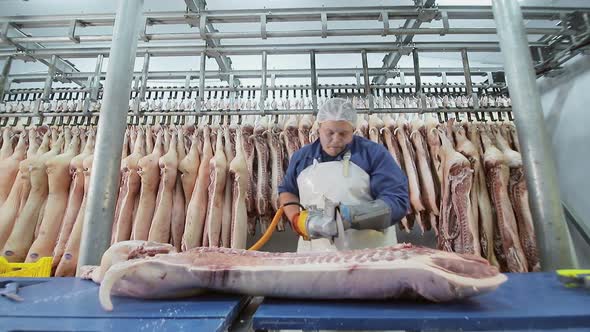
[296,153,397,253]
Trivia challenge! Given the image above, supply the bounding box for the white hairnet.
[317,98,357,127]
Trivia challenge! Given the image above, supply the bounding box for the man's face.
[318,120,354,157]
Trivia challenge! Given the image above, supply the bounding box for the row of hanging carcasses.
[0,98,536,276]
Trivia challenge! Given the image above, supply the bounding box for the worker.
[278,97,410,252]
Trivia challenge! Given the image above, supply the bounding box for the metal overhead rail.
[0,27,569,45]
[2,83,507,99]
[0,6,587,28]
[0,56,12,102]
[0,5,584,47]
[373,0,436,85]
[184,0,239,86]
[0,4,584,78]
[0,108,515,120]
[0,23,85,88]
[0,41,545,59]
[5,66,505,83]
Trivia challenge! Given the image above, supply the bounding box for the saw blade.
[334,210,349,250]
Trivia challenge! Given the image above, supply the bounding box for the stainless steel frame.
[492,0,577,270]
[77,0,144,269]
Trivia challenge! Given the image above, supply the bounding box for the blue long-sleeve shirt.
[278,136,410,225]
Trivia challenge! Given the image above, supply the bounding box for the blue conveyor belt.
[253,272,590,331]
[0,277,247,332]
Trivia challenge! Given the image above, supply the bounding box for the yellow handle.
[556,269,590,277]
[297,210,310,241]
[248,207,284,251]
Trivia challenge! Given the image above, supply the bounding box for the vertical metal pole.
[198,51,206,112]
[412,49,421,92]
[412,49,426,110]
[85,54,104,113]
[131,75,140,115]
[91,54,104,100]
[461,49,473,95]
[229,73,236,105]
[361,50,373,113]
[78,0,144,269]
[487,72,494,86]
[133,53,149,115]
[261,50,267,114]
[492,0,577,270]
[0,56,12,102]
[139,52,150,101]
[461,49,479,108]
[184,75,191,96]
[132,75,140,95]
[42,55,57,101]
[310,50,318,114]
[35,55,57,113]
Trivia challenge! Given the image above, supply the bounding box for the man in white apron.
[278,97,409,253]
[276,98,410,332]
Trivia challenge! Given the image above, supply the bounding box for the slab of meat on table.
[85,240,506,311]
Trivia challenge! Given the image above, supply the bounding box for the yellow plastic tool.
[556,269,590,289]
[0,257,53,278]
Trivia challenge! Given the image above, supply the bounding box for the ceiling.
[0,0,586,87]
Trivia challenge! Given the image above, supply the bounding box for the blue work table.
[0,277,248,332]
[253,272,590,331]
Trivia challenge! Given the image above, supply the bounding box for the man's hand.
[279,192,301,222]
[339,199,392,231]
